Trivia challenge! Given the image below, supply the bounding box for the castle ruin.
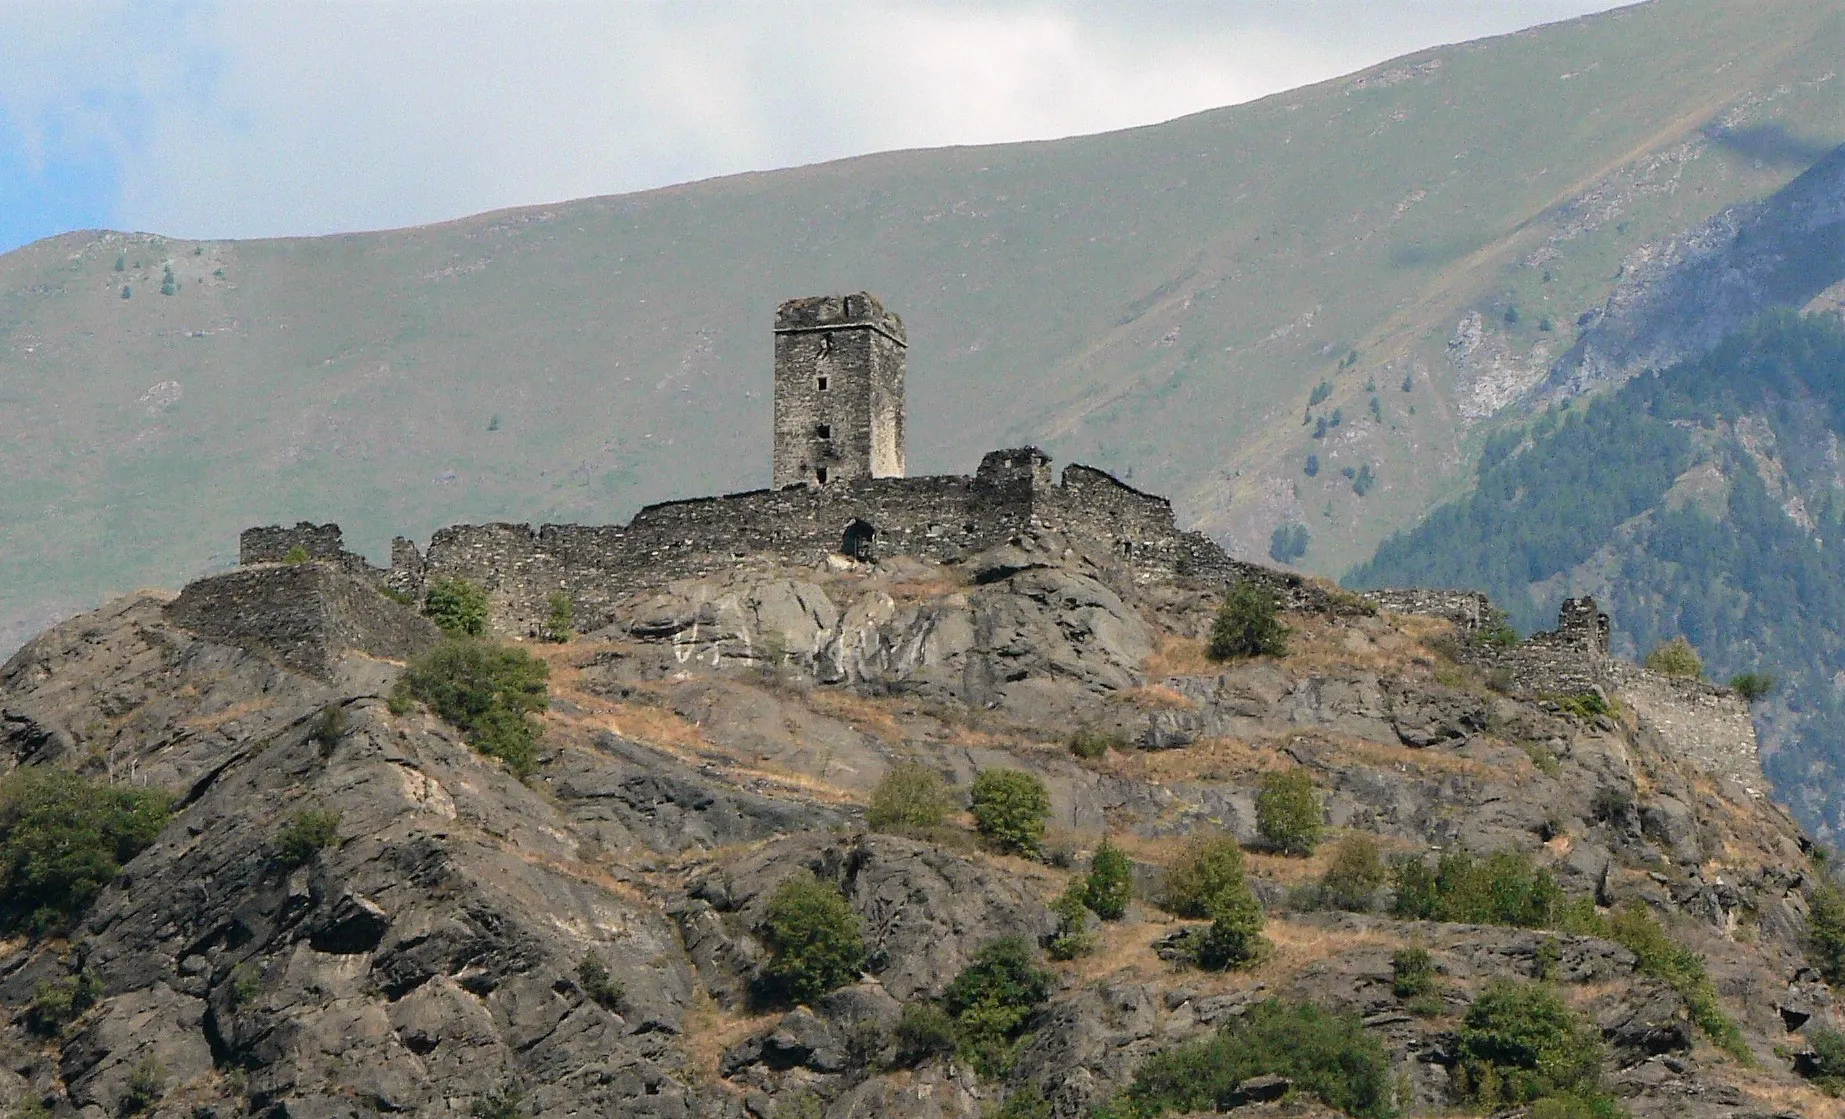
[230,292,1763,788]
[240,293,1298,636]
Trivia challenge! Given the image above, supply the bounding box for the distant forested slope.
[1351,313,1845,836]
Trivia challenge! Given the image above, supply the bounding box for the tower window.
[816,423,831,439]
[815,466,829,484]
[816,376,829,391]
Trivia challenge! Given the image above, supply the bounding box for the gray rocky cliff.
[0,545,1831,1119]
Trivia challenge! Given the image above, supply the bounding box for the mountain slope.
[1352,312,1845,839]
[4,0,1845,650]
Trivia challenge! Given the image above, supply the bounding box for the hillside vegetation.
[1353,312,1845,838]
[3,0,1845,651]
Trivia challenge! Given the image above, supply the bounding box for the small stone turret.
[772,293,906,489]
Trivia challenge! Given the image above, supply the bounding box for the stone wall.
[239,523,383,578]
[165,562,440,678]
[1608,662,1762,791]
[1375,590,1765,786]
[1367,588,1495,633]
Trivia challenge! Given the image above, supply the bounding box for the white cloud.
[3,1,1636,241]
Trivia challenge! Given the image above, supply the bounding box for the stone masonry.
[771,293,906,489]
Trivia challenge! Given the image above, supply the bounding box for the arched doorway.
[841,519,877,561]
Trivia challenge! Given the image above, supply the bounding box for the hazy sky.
[0,1,1636,254]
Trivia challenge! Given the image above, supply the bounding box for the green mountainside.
[1352,312,1845,839]
[4,0,1845,651]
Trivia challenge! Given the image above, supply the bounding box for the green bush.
[121,1056,167,1115]
[1256,769,1323,855]
[1157,834,1248,919]
[1808,880,1845,986]
[969,769,1050,858]
[1389,849,1564,928]
[1604,901,1749,1062]
[1729,672,1775,703]
[1084,839,1133,920]
[1801,1026,1845,1096]
[308,703,349,753]
[1644,636,1703,679]
[1318,835,1387,911]
[274,808,342,867]
[867,762,953,834]
[1207,582,1289,661]
[985,1085,1051,1119]
[942,936,1052,1077]
[892,1001,957,1065]
[1192,881,1269,971]
[757,871,866,1005]
[1391,947,1435,999]
[579,951,624,1011]
[229,964,262,1007]
[1068,727,1125,759]
[1046,880,1097,961]
[1551,691,1614,720]
[544,592,575,643]
[1456,980,1606,1110]
[1107,998,1397,1119]
[0,768,173,935]
[25,969,102,1035]
[393,638,550,777]
[424,577,491,636]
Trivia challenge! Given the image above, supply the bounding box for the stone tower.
[772,293,906,488]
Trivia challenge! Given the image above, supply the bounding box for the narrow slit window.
[816,376,829,391]
[816,423,831,439]
[815,466,829,484]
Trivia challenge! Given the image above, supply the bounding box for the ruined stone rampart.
[1368,588,1495,633]
[1608,662,1762,791]
[1372,589,1764,785]
[165,562,440,678]
[240,523,388,582]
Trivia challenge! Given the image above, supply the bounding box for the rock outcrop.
[0,543,1833,1119]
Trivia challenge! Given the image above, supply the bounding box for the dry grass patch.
[803,690,910,744]
[681,990,778,1089]
[1065,916,1184,984]
[1102,736,1291,785]
[1258,918,1401,983]
[1278,615,1440,677]
[180,697,275,732]
[1722,1068,1845,1117]
[1114,684,1198,712]
[1143,634,1216,679]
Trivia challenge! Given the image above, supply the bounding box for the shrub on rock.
[1207,581,1289,661]
[942,936,1052,1076]
[424,577,490,636]
[1106,998,1397,1119]
[1456,979,1607,1112]
[867,761,953,834]
[1158,834,1249,918]
[1084,838,1133,920]
[1317,834,1387,911]
[0,767,173,935]
[970,768,1050,858]
[757,870,867,1005]
[393,638,550,778]
[1256,769,1323,855]
[1644,636,1702,679]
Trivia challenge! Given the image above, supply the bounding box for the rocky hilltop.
[1,532,1839,1119]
